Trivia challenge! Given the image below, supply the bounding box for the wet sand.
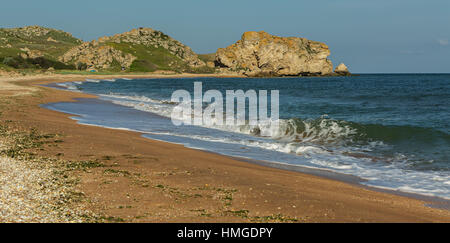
[1,73,449,222]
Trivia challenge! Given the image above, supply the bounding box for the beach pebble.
[0,141,92,223]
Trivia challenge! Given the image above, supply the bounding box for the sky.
[1,0,449,73]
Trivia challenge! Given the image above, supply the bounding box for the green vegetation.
[66,160,106,171]
[0,26,218,74]
[190,209,212,217]
[0,126,59,159]
[0,117,96,222]
[187,65,216,74]
[223,209,299,222]
[1,56,74,70]
[0,26,81,71]
[103,168,131,177]
[107,42,190,72]
[198,53,216,63]
[99,216,126,223]
[105,42,216,73]
[54,70,124,75]
[0,26,81,53]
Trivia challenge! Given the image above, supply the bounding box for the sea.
[43,74,450,199]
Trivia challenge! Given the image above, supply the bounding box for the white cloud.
[438,39,449,46]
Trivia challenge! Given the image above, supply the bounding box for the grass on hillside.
[106,42,189,72]
[198,53,216,63]
[106,42,216,74]
[0,27,81,70]
[0,56,75,70]
[0,30,217,74]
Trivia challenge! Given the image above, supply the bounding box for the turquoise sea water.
[45,74,450,199]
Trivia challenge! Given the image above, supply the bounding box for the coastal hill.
[215,31,337,77]
[0,26,350,76]
[0,26,82,70]
[0,26,210,73]
[60,27,209,73]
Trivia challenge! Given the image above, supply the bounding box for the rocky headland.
[214,31,348,77]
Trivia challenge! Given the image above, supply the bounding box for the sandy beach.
[0,73,449,223]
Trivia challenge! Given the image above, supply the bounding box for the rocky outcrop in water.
[334,63,351,75]
[215,31,334,77]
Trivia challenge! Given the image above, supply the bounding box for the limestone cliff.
[215,31,333,77]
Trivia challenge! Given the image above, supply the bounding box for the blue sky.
[1,0,449,73]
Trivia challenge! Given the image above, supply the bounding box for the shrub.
[2,56,29,69]
[75,62,88,71]
[1,56,75,70]
[27,57,75,70]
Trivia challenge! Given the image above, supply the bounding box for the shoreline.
[41,96,450,210]
[1,73,450,222]
[44,77,450,206]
